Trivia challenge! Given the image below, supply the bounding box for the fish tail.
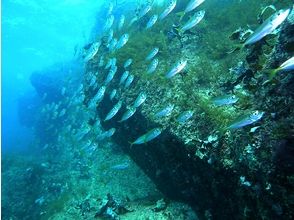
[262,68,280,85]
[226,43,244,54]
[128,141,134,148]
[176,11,185,21]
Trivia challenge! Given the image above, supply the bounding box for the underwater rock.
[153,198,167,212]
[95,194,132,219]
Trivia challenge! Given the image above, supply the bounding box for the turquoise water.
[2,0,294,219]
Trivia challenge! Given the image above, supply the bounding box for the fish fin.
[176,11,185,21]
[262,68,279,85]
[128,141,134,148]
[175,27,184,37]
[227,43,244,54]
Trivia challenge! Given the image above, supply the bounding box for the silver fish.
[108,38,118,52]
[146,47,159,61]
[84,42,100,62]
[147,58,159,74]
[133,92,147,108]
[116,33,129,49]
[155,104,174,118]
[276,56,294,72]
[111,162,129,170]
[124,58,133,68]
[107,29,114,44]
[104,15,114,30]
[118,14,125,30]
[105,58,113,69]
[184,0,205,13]
[159,0,177,20]
[105,128,116,137]
[166,60,187,78]
[124,75,134,88]
[177,110,194,123]
[138,4,152,19]
[99,55,104,67]
[111,58,117,67]
[104,66,117,85]
[119,106,136,122]
[89,75,97,87]
[146,14,158,29]
[180,10,205,32]
[244,8,290,46]
[88,86,106,108]
[94,86,106,102]
[212,95,239,106]
[129,16,138,27]
[104,101,123,121]
[119,71,129,85]
[107,3,114,16]
[228,111,264,129]
[110,89,117,100]
[132,128,162,145]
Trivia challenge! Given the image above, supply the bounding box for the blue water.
[2,0,104,152]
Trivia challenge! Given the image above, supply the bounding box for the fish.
[89,75,97,87]
[111,162,129,170]
[94,85,106,100]
[88,86,106,108]
[180,10,205,33]
[59,108,66,117]
[154,104,174,118]
[159,0,177,20]
[119,106,136,122]
[98,128,116,140]
[111,58,117,67]
[133,92,147,108]
[116,33,129,49]
[119,71,129,85]
[118,14,125,30]
[105,128,116,137]
[165,60,187,78]
[108,38,118,52]
[244,8,290,46]
[107,29,114,44]
[277,56,294,71]
[110,89,117,100]
[124,58,133,68]
[104,15,115,30]
[61,87,66,95]
[105,58,113,69]
[146,47,159,61]
[177,110,194,123]
[84,42,100,62]
[104,100,123,121]
[184,0,205,13]
[107,3,114,16]
[129,16,138,27]
[104,66,118,85]
[228,111,264,129]
[146,14,158,29]
[124,75,134,88]
[147,58,159,74]
[212,94,239,106]
[99,55,104,67]
[264,56,294,83]
[138,4,152,19]
[131,128,162,145]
